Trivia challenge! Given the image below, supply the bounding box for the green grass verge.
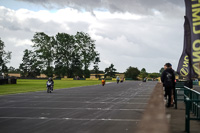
[0,79,112,95]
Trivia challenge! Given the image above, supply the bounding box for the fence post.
[185,98,190,133]
[175,88,178,109]
[198,95,200,118]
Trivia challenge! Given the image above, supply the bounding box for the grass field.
[0,79,109,95]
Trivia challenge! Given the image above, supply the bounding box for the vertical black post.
[187,55,193,89]
[175,88,177,109]
[185,99,190,133]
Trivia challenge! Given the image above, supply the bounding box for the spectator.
[120,77,124,83]
[161,63,175,108]
[163,65,168,99]
[143,77,147,82]
[116,76,120,84]
[2,73,4,79]
[169,65,176,107]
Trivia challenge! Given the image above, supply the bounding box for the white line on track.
[3,101,148,104]
[1,97,150,100]
[0,107,144,111]
[0,94,152,97]
[0,116,140,122]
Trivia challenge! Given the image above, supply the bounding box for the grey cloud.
[0,2,185,72]
[17,0,185,15]
[0,6,92,68]
[67,22,90,35]
[92,14,184,72]
[0,7,32,32]
[94,16,183,56]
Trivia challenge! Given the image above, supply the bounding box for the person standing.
[2,73,4,79]
[116,76,120,84]
[163,65,168,99]
[169,65,176,107]
[161,63,175,108]
[143,77,147,82]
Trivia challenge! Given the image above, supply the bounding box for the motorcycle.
[102,79,105,86]
[47,81,53,93]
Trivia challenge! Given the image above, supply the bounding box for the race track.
[0,81,157,133]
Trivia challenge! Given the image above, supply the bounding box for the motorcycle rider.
[101,78,105,86]
[120,77,124,83]
[46,77,54,92]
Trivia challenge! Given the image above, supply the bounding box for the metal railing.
[184,86,200,133]
[174,83,200,133]
[174,81,186,109]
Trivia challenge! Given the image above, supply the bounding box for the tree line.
[0,32,163,80]
[0,39,11,73]
[19,32,100,78]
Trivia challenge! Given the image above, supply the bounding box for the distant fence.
[0,79,17,85]
[0,79,8,85]
[86,78,99,81]
[61,78,74,81]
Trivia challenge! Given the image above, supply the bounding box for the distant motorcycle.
[46,81,53,93]
[102,79,105,86]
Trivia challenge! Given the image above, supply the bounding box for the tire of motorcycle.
[47,87,50,93]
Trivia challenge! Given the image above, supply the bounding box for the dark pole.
[188,58,193,89]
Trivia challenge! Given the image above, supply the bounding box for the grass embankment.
[0,79,105,95]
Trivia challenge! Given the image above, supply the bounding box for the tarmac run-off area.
[0,81,157,133]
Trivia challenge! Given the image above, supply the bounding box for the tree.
[24,31,100,78]
[8,66,20,73]
[54,33,76,78]
[19,49,42,78]
[75,32,99,78]
[8,66,15,73]
[54,63,67,78]
[93,56,100,78]
[125,66,140,80]
[32,32,55,77]
[148,72,160,79]
[105,64,117,78]
[0,38,11,73]
[70,52,83,78]
[139,68,148,79]
[159,67,164,75]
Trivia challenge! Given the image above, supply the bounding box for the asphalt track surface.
[0,81,157,133]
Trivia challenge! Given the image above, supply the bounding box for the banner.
[185,0,200,77]
[177,16,191,78]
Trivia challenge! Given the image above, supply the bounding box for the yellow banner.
[86,78,99,80]
[61,78,74,81]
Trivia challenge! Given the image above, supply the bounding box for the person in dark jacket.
[161,63,175,108]
[163,65,168,98]
[170,65,176,106]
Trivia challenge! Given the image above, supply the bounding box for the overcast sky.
[0,0,185,73]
